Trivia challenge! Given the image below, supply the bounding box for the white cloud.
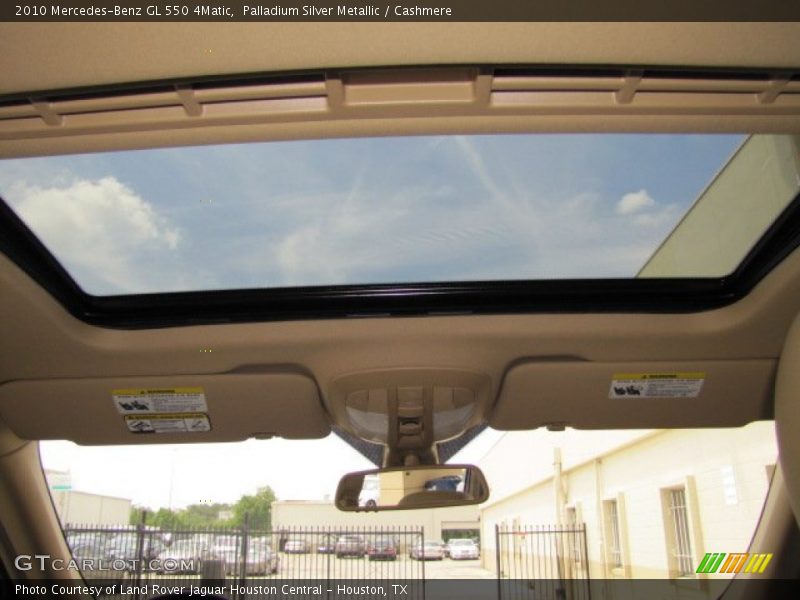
[258,147,684,284]
[7,176,181,293]
[269,186,443,286]
[616,189,656,215]
[632,203,680,228]
[454,135,506,201]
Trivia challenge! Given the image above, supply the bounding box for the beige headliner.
[3,23,800,96]
[0,22,798,447]
[2,24,800,159]
[0,22,797,431]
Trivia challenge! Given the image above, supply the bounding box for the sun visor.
[0,372,330,444]
[490,359,776,430]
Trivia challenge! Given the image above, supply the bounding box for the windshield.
[3,134,798,297]
[41,420,777,591]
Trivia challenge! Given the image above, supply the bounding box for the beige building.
[46,470,132,526]
[639,134,800,278]
[478,422,777,579]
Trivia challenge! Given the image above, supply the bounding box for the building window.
[605,499,623,568]
[668,488,694,576]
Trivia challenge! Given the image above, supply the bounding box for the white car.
[156,540,206,574]
[447,539,479,560]
[410,541,445,561]
[245,539,280,575]
[358,474,380,508]
[283,539,310,554]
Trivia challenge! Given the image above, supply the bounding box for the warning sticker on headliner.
[609,372,705,399]
[125,413,212,434]
[113,387,207,414]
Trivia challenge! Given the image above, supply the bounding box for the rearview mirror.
[335,464,489,511]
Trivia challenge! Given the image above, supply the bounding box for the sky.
[0,132,747,512]
[0,133,745,295]
[38,430,507,511]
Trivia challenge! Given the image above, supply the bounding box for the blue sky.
[0,134,744,296]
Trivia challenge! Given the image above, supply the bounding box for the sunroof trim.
[2,65,800,159]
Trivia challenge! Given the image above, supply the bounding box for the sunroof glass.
[0,134,798,296]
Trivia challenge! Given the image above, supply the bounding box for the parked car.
[212,538,242,575]
[156,539,210,574]
[410,541,445,561]
[194,533,217,546]
[244,538,280,575]
[105,532,165,571]
[358,474,380,508]
[212,536,280,575]
[283,538,310,554]
[447,538,480,560]
[335,534,366,558]
[213,534,239,546]
[424,475,463,492]
[316,534,337,554]
[70,542,110,567]
[66,531,113,562]
[366,537,398,561]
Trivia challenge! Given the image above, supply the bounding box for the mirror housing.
[335,464,490,511]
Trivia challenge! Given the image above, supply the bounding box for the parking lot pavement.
[125,554,496,581]
[273,553,495,579]
[419,558,495,579]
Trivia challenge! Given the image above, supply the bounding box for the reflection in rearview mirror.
[335,464,490,511]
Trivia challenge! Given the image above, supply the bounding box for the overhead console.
[490,359,776,431]
[0,370,330,444]
[328,368,492,467]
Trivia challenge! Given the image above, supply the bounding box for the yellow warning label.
[611,372,705,381]
[610,372,705,398]
[112,387,207,414]
[124,413,211,434]
[113,387,203,396]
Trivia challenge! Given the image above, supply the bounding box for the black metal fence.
[63,520,593,599]
[495,524,590,600]
[64,521,425,598]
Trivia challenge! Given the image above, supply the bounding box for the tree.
[129,505,147,526]
[180,502,229,527]
[232,486,276,529]
[150,507,184,529]
[131,487,276,531]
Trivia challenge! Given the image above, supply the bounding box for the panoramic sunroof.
[0,134,798,297]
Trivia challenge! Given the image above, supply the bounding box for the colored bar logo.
[696,552,773,574]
